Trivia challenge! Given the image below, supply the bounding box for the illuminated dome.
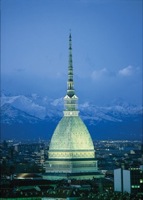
[49,116,95,159]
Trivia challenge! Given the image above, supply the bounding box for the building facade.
[114,165,143,194]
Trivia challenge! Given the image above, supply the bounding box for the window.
[131,185,140,188]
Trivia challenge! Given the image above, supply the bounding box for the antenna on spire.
[69,29,72,39]
[69,31,72,66]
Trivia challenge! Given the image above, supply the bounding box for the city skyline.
[1,0,142,106]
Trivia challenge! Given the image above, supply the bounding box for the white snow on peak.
[51,98,63,106]
[80,102,90,108]
[1,95,46,119]
[1,94,142,122]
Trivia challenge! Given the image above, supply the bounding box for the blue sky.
[1,0,142,105]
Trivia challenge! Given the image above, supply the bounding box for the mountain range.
[1,93,142,141]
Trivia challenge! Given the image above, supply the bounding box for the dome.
[48,116,95,159]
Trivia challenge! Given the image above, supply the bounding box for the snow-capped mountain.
[1,94,47,119]
[1,93,142,140]
[1,93,142,121]
[1,104,41,124]
[79,102,142,123]
[1,93,64,120]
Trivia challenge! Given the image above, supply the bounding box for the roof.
[16,173,42,179]
[49,116,94,153]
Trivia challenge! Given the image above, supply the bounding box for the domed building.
[44,34,102,180]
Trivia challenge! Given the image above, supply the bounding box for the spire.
[64,33,79,116]
[67,32,75,97]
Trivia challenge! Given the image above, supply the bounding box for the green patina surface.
[49,116,94,152]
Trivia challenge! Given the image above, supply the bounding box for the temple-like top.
[64,33,79,116]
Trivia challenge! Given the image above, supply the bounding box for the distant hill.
[1,93,142,141]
